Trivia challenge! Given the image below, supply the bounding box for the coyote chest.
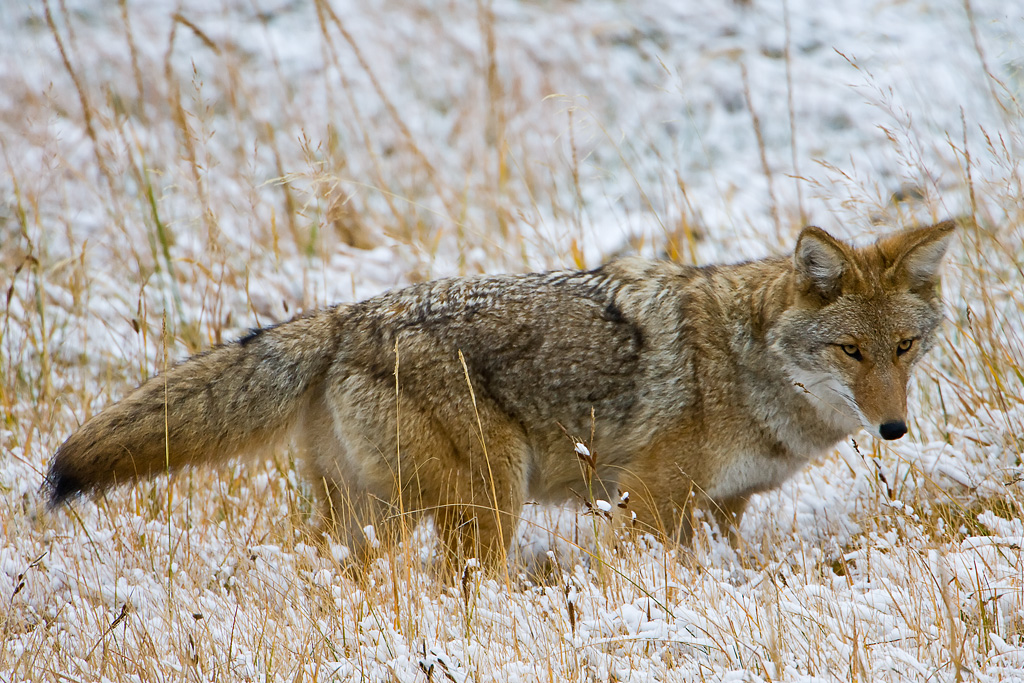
[704,449,811,501]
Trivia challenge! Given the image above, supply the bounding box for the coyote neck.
[728,257,800,339]
[711,259,853,456]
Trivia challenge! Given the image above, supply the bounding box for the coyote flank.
[47,222,955,568]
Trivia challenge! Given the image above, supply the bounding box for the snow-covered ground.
[1,0,1023,680]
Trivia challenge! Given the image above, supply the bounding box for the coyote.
[46,221,954,568]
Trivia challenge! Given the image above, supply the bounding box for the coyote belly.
[46,222,955,568]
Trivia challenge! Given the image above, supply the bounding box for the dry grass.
[1,1,1023,681]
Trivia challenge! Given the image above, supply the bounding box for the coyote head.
[771,221,955,440]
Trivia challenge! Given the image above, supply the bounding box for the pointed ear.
[794,226,850,297]
[893,220,956,290]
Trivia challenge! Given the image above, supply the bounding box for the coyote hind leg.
[432,461,526,576]
[426,406,529,576]
[299,393,412,570]
[319,477,412,569]
[319,372,530,576]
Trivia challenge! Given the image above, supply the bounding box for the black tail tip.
[43,465,85,509]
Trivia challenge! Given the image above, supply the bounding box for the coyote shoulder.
[47,222,955,568]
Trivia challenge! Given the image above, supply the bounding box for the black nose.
[879,421,907,440]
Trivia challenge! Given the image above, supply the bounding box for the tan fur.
[46,221,955,569]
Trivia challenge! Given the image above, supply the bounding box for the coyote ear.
[794,226,849,297]
[894,220,956,290]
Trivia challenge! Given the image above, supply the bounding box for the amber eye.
[896,339,914,356]
[841,344,863,361]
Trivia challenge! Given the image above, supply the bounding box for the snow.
[2,0,1024,680]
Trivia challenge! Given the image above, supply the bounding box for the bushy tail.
[45,309,341,505]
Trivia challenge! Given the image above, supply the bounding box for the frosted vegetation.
[1,0,1023,680]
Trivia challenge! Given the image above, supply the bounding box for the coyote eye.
[840,344,863,361]
[896,339,914,356]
